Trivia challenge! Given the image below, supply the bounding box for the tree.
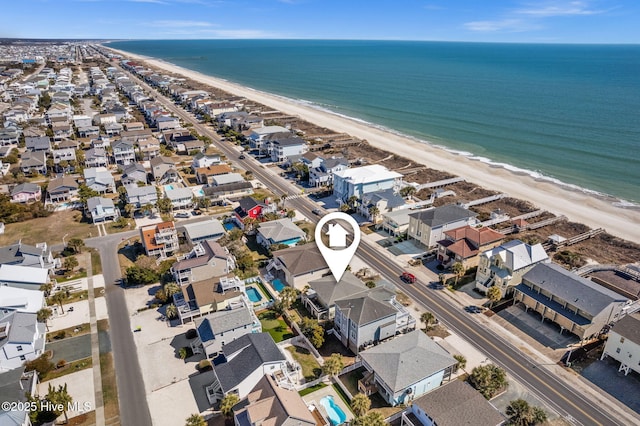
[124,203,136,218]
[24,354,55,376]
[125,265,160,286]
[184,414,206,426]
[40,282,53,297]
[506,399,548,426]
[487,285,502,309]
[286,209,296,218]
[48,383,73,424]
[164,282,181,298]
[451,262,465,286]
[420,311,436,330]
[156,196,172,214]
[350,393,371,417]
[347,195,359,209]
[77,184,99,205]
[351,411,385,426]
[322,353,344,376]
[37,308,53,331]
[166,303,178,320]
[368,206,380,222]
[235,251,255,273]
[63,256,79,274]
[365,280,376,288]
[198,197,211,212]
[142,203,154,216]
[242,216,258,232]
[51,292,66,314]
[220,393,240,418]
[299,317,325,348]
[279,286,298,309]
[453,354,467,372]
[468,364,509,399]
[67,237,85,254]
[399,185,416,198]
[155,288,168,304]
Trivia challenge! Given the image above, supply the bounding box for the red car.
[401,272,417,284]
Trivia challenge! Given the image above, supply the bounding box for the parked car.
[191,209,202,216]
[239,154,246,159]
[312,208,322,215]
[175,211,191,218]
[400,272,417,284]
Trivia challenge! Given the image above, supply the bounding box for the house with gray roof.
[84,147,108,168]
[120,162,148,186]
[19,151,47,175]
[194,301,261,358]
[10,182,41,203]
[334,286,416,353]
[24,135,51,152]
[197,333,287,405]
[400,379,505,426]
[267,136,308,163]
[47,175,78,202]
[358,330,456,407]
[256,218,306,249]
[0,241,56,270]
[171,240,235,285]
[0,311,46,371]
[84,166,115,194]
[601,313,640,376]
[514,262,632,341]
[149,156,179,184]
[111,139,135,165]
[203,181,253,201]
[233,375,317,426]
[0,367,38,426]
[302,271,368,320]
[86,197,119,223]
[125,184,158,208]
[267,244,330,290]
[407,204,478,249]
[475,239,549,297]
[358,188,407,222]
[181,218,226,244]
[165,186,193,210]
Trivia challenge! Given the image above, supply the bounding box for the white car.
[174,211,191,218]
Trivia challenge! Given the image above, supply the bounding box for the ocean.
[107,40,640,204]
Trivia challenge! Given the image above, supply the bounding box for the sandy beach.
[108,47,640,244]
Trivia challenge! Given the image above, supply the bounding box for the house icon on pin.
[326,223,349,248]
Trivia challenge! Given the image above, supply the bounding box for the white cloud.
[147,20,215,27]
[464,19,541,33]
[516,1,606,17]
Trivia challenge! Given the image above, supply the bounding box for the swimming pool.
[319,395,346,425]
[223,222,239,231]
[246,287,263,303]
[164,184,175,191]
[272,279,285,292]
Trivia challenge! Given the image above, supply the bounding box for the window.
[16,345,22,352]
[620,337,625,343]
[616,348,621,354]
[20,355,26,361]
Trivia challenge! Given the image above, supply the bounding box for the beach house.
[407,204,478,249]
[475,239,549,297]
[86,197,120,223]
[125,184,158,208]
[333,164,403,204]
[266,244,330,290]
[139,221,179,259]
[601,313,640,376]
[256,218,306,249]
[171,240,235,285]
[436,225,505,269]
[47,175,78,203]
[0,311,46,371]
[308,156,349,187]
[10,183,42,204]
[84,167,115,194]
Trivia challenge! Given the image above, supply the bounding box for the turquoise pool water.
[223,222,239,231]
[246,287,263,303]
[272,279,285,292]
[319,396,346,426]
[164,184,174,191]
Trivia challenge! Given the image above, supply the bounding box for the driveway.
[47,332,111,364]
[581,357,640,414]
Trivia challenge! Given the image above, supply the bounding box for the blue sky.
[2,0,638,43]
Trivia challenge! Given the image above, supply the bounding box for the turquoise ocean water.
[107,40,640,204]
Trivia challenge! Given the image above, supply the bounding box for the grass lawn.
[0,209,95,246]
[258,310,294,343]
[47,289,89,307]
[54,271,88,283]
[295,221,316,241]
[42,357,92,381]
[100,352,120,424]
[286,346,322,382]
[319,334,356,365]
[46,323,90,343]
[339,367,365,396]
[67,410,96,426]
[89,248,102,275]
[298,382,327,397]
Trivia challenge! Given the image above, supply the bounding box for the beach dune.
[108,48,640,244]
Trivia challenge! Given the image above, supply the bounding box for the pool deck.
[302,383,353,425]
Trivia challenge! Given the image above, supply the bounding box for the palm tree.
[220,393,240,418]
[347,195,359,209]
[184,414,206,426]
[453,354,467,372]
[165,303,178,320]
[37,308,53,331]
[350,393,371,418]
[487,286,502,309]
[40,282,53,297]
[280,192,288,208]
[164,282,181,298]
[506,399,547,426]
[451,262,465,286]
[243,216,257,232]
[368,206,380,223]
[51,292,66,314]
[468,364,508,399]
[124,203,136,218]
[286,209,296,218]
[67,237,85,254]
[400,185,416,198]
[48,383,73,424]
[420,311,436,330]
[352,411,385,426]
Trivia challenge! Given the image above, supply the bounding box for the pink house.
[10,183,42,203]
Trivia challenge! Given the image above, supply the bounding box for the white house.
[333,165,402,203]
[601,313,640,376]
[0,265,49,290]
[256,218,306,249]
[84,167,115,194]
[0,311,46,371]
[0,286,45,314]
[248,126,290,153]
[267,137,308,163]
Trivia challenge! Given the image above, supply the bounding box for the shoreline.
[106,46,640,244]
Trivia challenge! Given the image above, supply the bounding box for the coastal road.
[86,230,153,426]
[118,62,631,425]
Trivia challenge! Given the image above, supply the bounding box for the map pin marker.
[315,212,361,282]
